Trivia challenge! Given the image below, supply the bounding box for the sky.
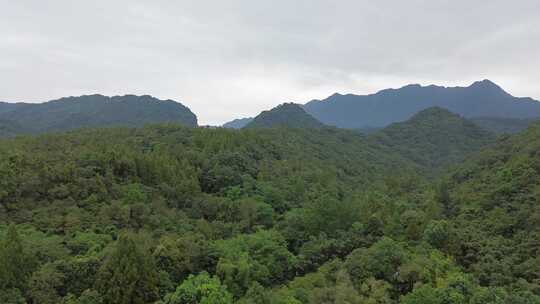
[1,1,540,125]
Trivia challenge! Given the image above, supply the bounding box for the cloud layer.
[2,0,539,125]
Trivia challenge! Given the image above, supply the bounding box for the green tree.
[62,289,104,304]
[401,284,443,304]
[162,272,233,304]
[28,263,65,304]
[214,230,296,297]
[0,288,27,304]
[96,233,159,304]
[0,225,33,290]
[423,220,451,250]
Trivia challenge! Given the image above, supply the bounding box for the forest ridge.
[0,81,539,303]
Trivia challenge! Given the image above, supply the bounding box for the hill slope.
[0,94,197,135]
[245,103,325,129]
[0,123,538,302]
[443,121,540,294]
[222,117,253,129]
[371,107,496,170]
[471,116,540,134]
[304,80,540,128]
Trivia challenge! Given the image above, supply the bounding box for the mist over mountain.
[245,103,325,129]
[0,94,197,136]
[303,80,540,128]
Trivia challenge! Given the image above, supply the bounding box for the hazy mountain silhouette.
[0,94,197,136]
[303,80,540,128]
[245,103,325,129]
[223,117,253,129]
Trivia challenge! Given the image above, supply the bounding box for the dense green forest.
[0,118,539,303]
[470,117,540,134]
[371,107,496,170]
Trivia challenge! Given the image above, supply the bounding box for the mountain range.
[303,79,540,128]
[2,79,540,137]
[0,94,197,136]
[223,79,540,131]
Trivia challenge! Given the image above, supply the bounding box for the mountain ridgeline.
[303,79,540,129]
[0,94,197,136]
[244,103,325,129]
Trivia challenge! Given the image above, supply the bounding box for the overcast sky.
[1,1,539,125]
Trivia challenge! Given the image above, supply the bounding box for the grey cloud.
[1,0,539,124]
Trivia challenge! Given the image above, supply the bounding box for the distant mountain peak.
[469,79,504,91]
[303,79,540,129]
[329,93,343,98]
[0,94,198,136]
[470,79,497,86]
[245,103,325,129]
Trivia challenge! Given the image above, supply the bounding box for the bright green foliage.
[445,122,540,292]
[0,117,538,303]
[344,237,407,283]
[96,234,159,304]
[162,272,233,304]
[153,233,211,283]
[214,230,296,297]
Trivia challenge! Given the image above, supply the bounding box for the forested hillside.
[371,107,496,170]
[245,103,325,129]
[471,117,540,134]
[0,95,197,136]
[0,124,415,303]
[0,119,538,303]
[443,121,540,297]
